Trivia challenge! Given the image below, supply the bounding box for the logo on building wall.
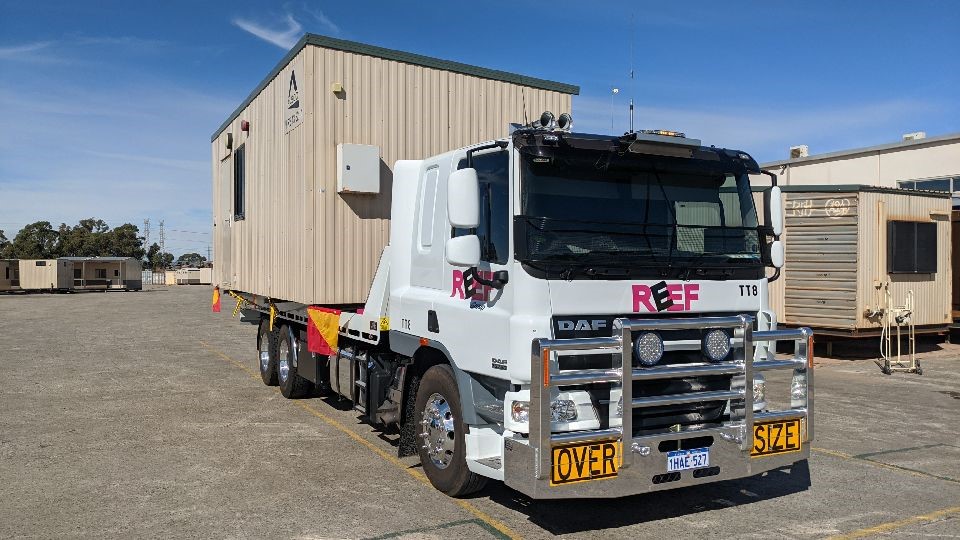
[284,69,303,133]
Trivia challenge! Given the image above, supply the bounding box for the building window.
[234,144,246,220]
[114,269,120,277]
[35,261,46,266]
[74,269,81,279]
[887,220,937,274]
[454,150,510,264]
[898,176,958,192]
[4,267,8,280]
[95,268,107,279]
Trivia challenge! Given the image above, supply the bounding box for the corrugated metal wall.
[213,45,572,305]
[781,192,860,329]
[857,191,951,329]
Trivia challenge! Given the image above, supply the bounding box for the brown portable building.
[765,186,951,335]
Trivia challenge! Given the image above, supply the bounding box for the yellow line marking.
[198,340,520,540]
[828,505,960,539]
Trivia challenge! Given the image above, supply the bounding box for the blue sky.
[1,1,958,256]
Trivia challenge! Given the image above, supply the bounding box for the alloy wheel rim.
[278,339,290,382]
[420,392,456,469]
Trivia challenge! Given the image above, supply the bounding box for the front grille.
[552,313,745,437]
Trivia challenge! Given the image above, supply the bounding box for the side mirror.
[768,186,784,237]
[446,235,480,267]
[448,168,479,228]
[770,240,784,268]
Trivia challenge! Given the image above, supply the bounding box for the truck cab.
[381,115,812,498]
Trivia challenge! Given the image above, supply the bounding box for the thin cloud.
[572,95,941,162]
[81,150,208,173]
[232,13,303,49]
[302,4,340,35]
[0,41,58,62]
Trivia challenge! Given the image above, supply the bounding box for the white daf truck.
[225,114,813,498]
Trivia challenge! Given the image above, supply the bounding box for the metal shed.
[60,257,143,291]
[211,33,578,305]
[765,185,951,335]
[0,260,20,292]
[18,259,74,291]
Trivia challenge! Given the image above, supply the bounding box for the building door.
[218,157,232,287]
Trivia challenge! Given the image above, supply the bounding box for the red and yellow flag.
[212,286,221,313]
[307,306,341,356]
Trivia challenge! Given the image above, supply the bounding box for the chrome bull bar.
[520,315,813,496]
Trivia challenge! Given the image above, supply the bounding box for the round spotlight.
[539,111,555,128]
[702,329,732,362]
[557,113,573,130]
[633,332,664,367]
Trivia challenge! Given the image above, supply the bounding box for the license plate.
[751,419,802,457]
[666,447,710,472]
[550,440,620,485]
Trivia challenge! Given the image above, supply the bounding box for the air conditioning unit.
[902,131,926,141]
[789,145,809,159]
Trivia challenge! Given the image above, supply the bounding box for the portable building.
[765,185,951,335]
[198,267,212,285]
[61,257,143,291]
[211,33,578,305]
[0,260,20,291]
[164,271,177,286]
[175,267,207,285]
[19,259,74,291]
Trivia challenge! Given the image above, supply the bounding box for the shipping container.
[19,259,74,291]
[0,259,20,292]
[60,257,143,291]
[763,185,951,335]
[211,33,578,305]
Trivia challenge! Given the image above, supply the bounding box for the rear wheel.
[257,320,278,386]
[414,364,487,496]
[277,325,313,399]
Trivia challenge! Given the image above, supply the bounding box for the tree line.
[0,220,208,270]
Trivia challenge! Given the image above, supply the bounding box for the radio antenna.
[629,13,635,133]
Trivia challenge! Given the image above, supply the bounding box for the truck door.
[432,147,514,378]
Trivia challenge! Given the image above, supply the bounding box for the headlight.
[791,372,807,406]
[551,400,578,422]
[510,400,529,423]
[702,329,732,362]
[633,332,664,366]
[510,399,578,423]
[753,379,766,404]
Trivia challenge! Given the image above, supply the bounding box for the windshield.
[517,155,761,270]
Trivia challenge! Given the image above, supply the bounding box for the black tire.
[257,320,279,386]
[414,364,487,497]
[277,325,313,399]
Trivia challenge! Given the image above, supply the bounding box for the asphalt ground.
[1,285,958,539]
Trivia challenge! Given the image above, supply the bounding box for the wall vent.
[789,145,809,159]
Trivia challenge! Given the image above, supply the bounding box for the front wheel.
[414,364,487,497]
